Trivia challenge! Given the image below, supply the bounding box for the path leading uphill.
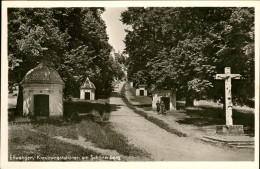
[109,82,254,161]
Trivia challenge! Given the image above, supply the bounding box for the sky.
[101,8,128,53]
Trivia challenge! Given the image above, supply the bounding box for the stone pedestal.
[216,125,244,135]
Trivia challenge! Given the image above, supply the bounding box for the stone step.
[200,137,220,144]
[201,136,255,149]
[203,136,254,143]
[228,145,255,149]
[227,142,254,146]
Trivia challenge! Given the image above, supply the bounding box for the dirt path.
[109,82,254,161]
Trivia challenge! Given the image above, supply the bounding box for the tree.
[121,7,254,107]
[114,52,127,65]
[8,8,116,114]
[52,8,114,99]
[121,8,166,86]
[8,8,70,114]
[110,56,125,81]
[210,8,255,107]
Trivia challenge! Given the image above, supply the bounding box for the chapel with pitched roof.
[80,77,96,100]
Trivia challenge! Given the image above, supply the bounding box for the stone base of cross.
[215,67,244,135]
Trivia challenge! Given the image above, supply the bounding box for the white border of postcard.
[1,1,259,169]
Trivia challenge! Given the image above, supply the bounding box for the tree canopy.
[121,7,254,107]
[8,8,120,113]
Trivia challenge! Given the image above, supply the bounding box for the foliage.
[114,52,127,65]
[121,7,254,107]
[8,8,70,83]
[110,56,125,80]
[52,8,114,98]
[63,101,110,118]
[8,8,118,112]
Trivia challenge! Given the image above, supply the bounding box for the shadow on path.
[110,104,122,112]
[111,92,122,98]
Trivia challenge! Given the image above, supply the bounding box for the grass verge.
[122,82,255,137]
[9,124,101,161]
[10,116,150,160]
[176,106,255,136]
[127,85,152,105]
[8,84,150,160]
[36,119,149,157]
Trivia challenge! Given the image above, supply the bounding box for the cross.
[215,67,241,125]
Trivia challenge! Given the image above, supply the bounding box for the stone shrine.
[80,77,96,100]
[152,90,176,111]
[21,63,64,117]
[136,85,147,96]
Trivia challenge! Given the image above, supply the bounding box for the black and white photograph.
[1,1,259,169]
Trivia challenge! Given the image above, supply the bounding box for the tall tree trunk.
[16,84,23,116]
[185,93,194,107]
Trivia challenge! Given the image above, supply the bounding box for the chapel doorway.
[140,90,144,96]
[34,95,49,116]
[85,92,90,100]
[161,97,170,110]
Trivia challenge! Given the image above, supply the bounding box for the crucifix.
[215,67,241,125]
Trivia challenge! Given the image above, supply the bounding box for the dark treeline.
[8,8,123,113]
[121,7,254,107]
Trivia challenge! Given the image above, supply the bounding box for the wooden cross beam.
[215,67,241,125]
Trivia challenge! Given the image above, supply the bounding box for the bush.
[64,101,110,118]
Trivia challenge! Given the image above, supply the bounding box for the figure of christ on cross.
[215,67,241,125]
